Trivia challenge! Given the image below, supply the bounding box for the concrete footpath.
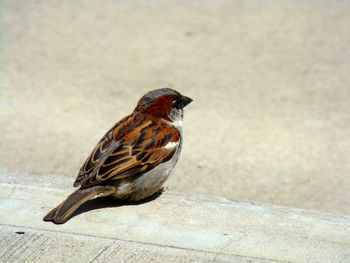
[2,0,350,216]
[0,172,349,262]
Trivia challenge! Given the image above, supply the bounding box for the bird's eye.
[173,99,181,108]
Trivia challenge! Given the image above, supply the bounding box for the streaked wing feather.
[96,124,179,181]
[73,113,135,187]
[73,137,120,187]
[75,114,180,188]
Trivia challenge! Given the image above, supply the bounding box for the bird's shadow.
[70,191,163,221]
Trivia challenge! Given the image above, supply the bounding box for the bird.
[43,88,192,224]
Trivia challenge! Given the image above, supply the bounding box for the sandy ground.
[1,0,350,215]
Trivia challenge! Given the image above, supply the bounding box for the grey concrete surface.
[1,0,350,215]
[1,172,350,263]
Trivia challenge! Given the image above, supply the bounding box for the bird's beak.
[181,96,193,108]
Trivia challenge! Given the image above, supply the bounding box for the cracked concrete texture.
[1,172,350,263]
[1,0,350,214]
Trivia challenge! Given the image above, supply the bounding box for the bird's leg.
[156,186,169,194]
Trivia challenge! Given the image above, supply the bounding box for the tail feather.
[43,186,111,224]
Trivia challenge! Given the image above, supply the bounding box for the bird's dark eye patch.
[173,98,182,108]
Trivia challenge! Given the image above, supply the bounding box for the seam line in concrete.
[1,223,289,263]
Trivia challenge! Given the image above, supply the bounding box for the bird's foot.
[156,187,169,194]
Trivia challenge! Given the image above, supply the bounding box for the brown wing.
[73,113,135,187]
[74,112,180,188]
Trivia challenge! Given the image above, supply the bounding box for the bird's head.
[134,88,192,126]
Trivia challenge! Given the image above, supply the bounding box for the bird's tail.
[43,186,111,224]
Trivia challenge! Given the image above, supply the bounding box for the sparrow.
[43,88,192,224]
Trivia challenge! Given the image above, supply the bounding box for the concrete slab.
[1,0,350,215]
[1,172,349,262]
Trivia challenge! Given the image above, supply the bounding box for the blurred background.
[1,0,350,215]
